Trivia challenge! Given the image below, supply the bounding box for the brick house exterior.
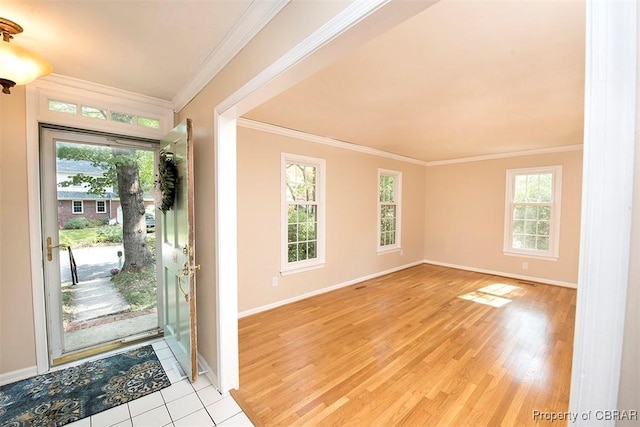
[57,194,120,229]
[57,159,154,229]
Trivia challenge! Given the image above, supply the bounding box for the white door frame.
[39,128,163,362]
[569,0,637,421]
[26,76,174,373]
[212,0,638,415]
[212,0,403,394]
[213,113,239,392]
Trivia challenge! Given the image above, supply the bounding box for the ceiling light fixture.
[0,17,51,94]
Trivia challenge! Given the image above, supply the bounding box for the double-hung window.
[378,169,402,252]
[72,200,83,214]
[281,154,326,274]
[504,166,562,259]
[96,200,106,213]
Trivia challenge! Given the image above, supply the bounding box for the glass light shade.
[0,40,51,85]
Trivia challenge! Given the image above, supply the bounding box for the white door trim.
[569,0,637,421]
[26,86,49,374]
[214,113,239,392]
[212,0,399,394]
[26,76,174,373]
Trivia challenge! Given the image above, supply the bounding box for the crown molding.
[237,117,427,166]
[172,0,291,113]
[36,74,173,111]
[425,144,584,166]
[239,118,584,167]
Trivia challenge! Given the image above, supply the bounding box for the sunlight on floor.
[477,283,519,296]
[458,283,520,307]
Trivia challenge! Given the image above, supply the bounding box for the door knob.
[181,262,200,277]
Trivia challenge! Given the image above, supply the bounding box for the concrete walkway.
[70,276,130,322]
[65,312,159,352]
[59,244,161,351]
[65,276,160,352]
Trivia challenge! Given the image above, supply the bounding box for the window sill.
[377,246,402,255]
[503,250,558,261]
[281,262,326,276]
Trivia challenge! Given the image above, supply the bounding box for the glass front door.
[41,127,162,364]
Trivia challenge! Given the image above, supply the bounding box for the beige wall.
[176,0,355,375]
[237,127,425,312]
[0,86,37,373]
[424,150,583,285]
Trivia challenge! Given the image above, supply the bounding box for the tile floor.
[66,340,253,427]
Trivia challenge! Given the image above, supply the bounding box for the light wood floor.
[237,264,576,426]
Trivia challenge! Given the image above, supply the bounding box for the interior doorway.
[40,126,163,365]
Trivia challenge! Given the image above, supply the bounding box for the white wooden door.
[160,119,198,382]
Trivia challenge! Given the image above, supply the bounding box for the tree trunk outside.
[115,149,153,272]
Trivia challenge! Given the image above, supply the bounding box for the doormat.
[0,345,170,427]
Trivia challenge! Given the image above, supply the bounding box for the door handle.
[46,237,68,261]
[180,262,201,277]
[177,262,200,302]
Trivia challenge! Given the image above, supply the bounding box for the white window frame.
[281,153,326,275]
[72,200,84,214]
[96,200,106,213]
[503,166,562,260]
[377,169,402,253]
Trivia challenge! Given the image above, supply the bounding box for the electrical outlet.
[272,276,278,287]
[400,249,404,256]
[522,262,528,270]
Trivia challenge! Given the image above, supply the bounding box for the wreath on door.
[155,151,178,213]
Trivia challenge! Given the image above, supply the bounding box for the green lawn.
[112,265,157,311]
[59,228,100,248]
[59,225,126,248]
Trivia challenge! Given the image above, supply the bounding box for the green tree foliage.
[111,112,135,124]
[379,175,397,246]
[512,173,553,251]
[286,163,318,263]
[57,142,155,271]
[57,143,154,195]
[287,205,318,262]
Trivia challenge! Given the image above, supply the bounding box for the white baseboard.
[423,259,577,289]
[197,352,219,392]
[0,366,38,386]
[238,260,425,318]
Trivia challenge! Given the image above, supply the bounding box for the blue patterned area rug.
[0,345,170,427]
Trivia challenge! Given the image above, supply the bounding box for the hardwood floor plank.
[237,264,576,426]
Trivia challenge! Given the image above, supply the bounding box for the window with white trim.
[504,166,562,259]
[72,200,84,214]
[378,169,402,252]
[96,200,106,213]
[281,154,325,274]
[46,98,164,133]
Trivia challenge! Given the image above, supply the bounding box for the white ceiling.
[2,0,263,101]
[245,0,586,162]
[3,1,585,162]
